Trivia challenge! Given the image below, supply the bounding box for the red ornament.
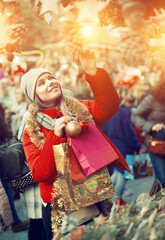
[79,121,89,132]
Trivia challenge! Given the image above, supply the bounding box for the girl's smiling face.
[35,73,62,107]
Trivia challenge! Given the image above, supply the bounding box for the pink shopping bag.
[67,122,119,176]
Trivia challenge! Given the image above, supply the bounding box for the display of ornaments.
[99,0,124,27]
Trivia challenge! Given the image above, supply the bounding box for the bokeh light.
[82,25,93,37]
[0,15,9,46]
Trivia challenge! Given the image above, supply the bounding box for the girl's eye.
[38,81,45,86]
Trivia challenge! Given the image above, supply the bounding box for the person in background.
[0,104,13,234]
[20,50,131,240]
[0,179,13,234]
[5,88,27,139]
[131,81,152,154]
[0,65,25,102]
[0,103,8,144]
[131,77,165,193]
[102,85,141,205]
[140,81,152,100]
[17,114,46,240]
[0,103,30,233]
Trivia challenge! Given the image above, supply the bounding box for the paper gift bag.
[52,143,116,211]
[67,122,119,176]
[51,143,116,235]
[124,154,135,180]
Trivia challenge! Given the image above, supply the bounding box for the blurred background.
[1,0,165,104]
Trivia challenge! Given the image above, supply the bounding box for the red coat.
[23,68,131,203]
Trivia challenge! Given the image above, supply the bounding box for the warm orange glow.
[149,38,157,47]
[80,22,114,46]
[82,25,93,37]
[161,33,165,43]
[149,34,165,48]
[0,16,9,46]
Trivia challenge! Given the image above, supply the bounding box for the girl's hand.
[54,116,73,137]
[78,49,97,76]
[152,123,165,132]
[16,113,22,119]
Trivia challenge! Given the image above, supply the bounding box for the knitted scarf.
[26,97,95,148]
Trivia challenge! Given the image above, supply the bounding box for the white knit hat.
[21,68,52,102]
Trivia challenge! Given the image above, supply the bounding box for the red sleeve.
[23,129,66,183]
[81,68,119,126]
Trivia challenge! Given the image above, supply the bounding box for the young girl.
[20,50,131,240]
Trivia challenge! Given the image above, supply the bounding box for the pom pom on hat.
[21,68,52,102]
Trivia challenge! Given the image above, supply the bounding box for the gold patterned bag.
[52,143,115,212]
[51,141,116,236]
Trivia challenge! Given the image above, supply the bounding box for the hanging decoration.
[0,1,27,62]
[60,0,73,8]
[29,1,115,69]
[32,0,71,25]
[99,0,124,28]
[32,0,108,27]
[1,0,165,80]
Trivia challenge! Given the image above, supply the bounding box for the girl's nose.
[47,79,54,86]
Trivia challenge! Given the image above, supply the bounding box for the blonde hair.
[57,88,75,116]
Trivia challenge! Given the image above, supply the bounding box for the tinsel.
[26,103,45,149]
